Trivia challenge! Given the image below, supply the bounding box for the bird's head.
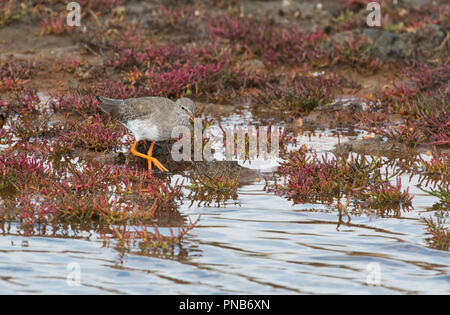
[176,98,196,122]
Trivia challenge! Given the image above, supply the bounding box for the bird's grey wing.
[123,97,176,121]
[97,96,176,123]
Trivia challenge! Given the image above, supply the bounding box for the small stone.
[363,133,376,140]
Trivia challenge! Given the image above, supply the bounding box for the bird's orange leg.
[146,141,168,173]
[130,141,168,174]
[130,140,149,160]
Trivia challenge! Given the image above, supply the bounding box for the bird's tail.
[96,96,123,114]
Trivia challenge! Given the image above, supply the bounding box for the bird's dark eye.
[181,106,186,110]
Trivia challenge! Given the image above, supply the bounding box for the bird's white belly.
[126,119,160,142]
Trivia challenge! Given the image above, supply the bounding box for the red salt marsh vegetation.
[0,0,449,294]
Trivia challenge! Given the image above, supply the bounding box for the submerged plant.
[365,178,412,208]
[420,185,450,206]
[268,145,412,213]
[187,161,240,206]
[422,211,450,251]
[110,216,199,254]
[59,114,125,152]
[256,74,341,113]
[1,161,183,225]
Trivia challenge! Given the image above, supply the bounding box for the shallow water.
[0,107,449,294]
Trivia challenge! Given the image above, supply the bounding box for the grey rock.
[328,24,447,60]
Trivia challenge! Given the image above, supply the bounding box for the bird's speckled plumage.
[96,96,195,142]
